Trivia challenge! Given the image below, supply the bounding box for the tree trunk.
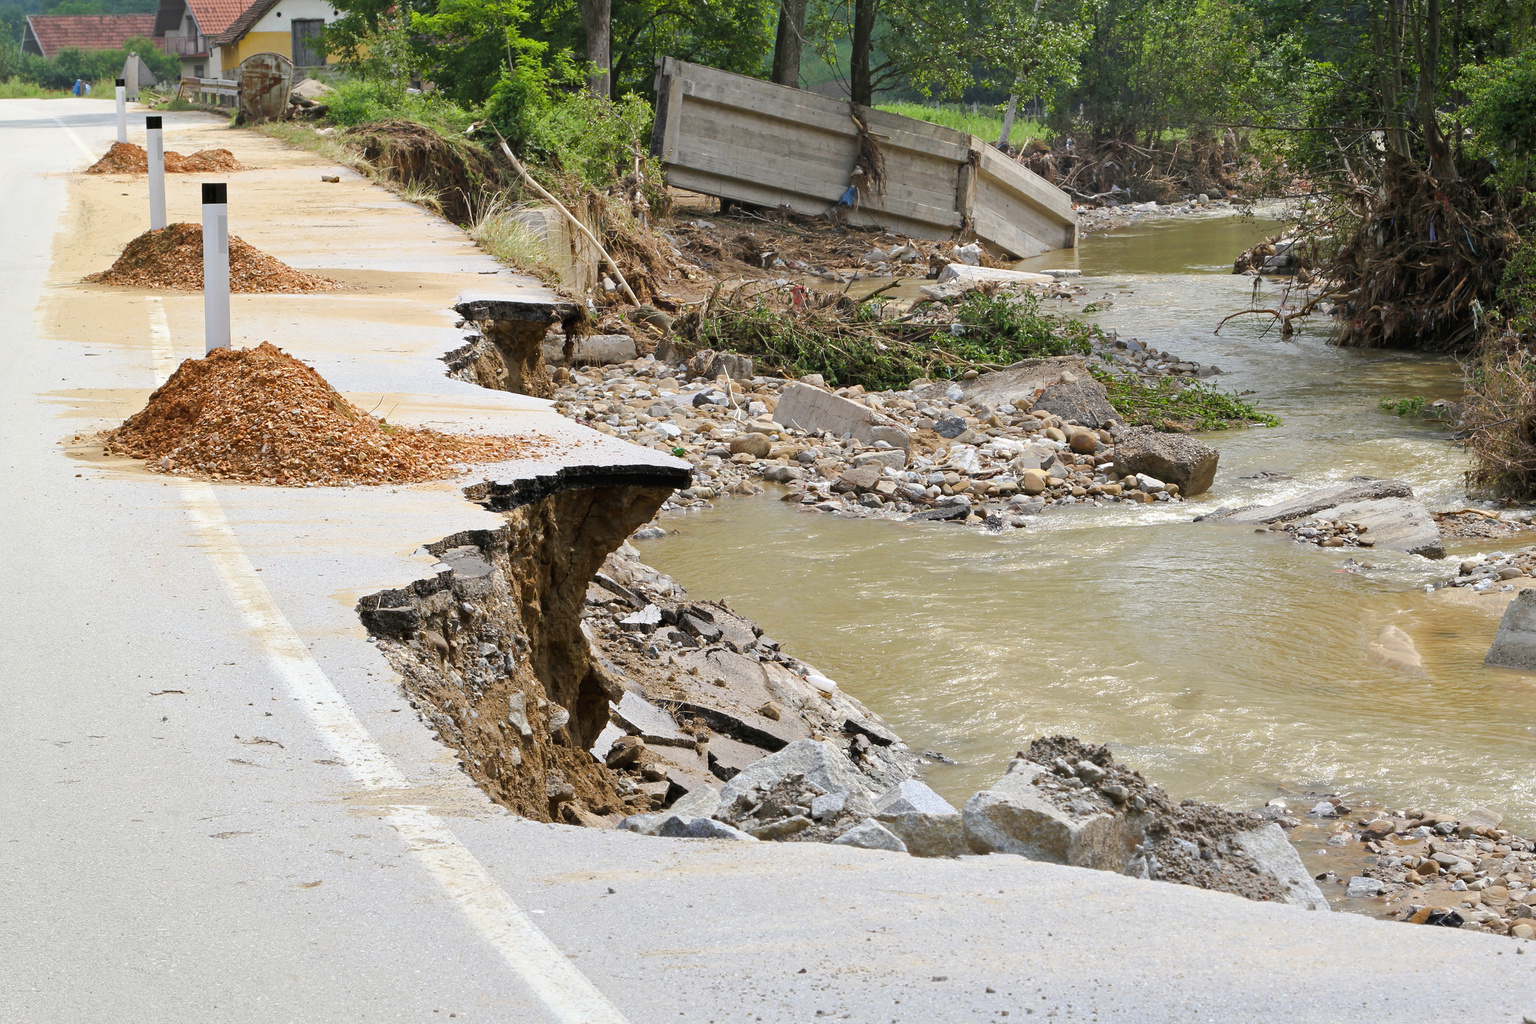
[850,0,876,105]
[1415,0,1456,180]
[997,93,1019,148]
[771,0,809,87]
[577,0,611,98]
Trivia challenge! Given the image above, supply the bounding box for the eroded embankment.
[357,478,679,821]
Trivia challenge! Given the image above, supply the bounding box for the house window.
[193,63,204,77]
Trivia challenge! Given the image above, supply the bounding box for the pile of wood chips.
[86,223,336,293]
[87,141,245,174]
[105,343,551,486]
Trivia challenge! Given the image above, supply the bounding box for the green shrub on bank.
[324,79,478,136]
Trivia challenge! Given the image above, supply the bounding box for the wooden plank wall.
[650,57,1077,257]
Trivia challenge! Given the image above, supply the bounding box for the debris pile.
[86,141,245,174]
[1294,797,1536,937]
[86,223,336,293]
[549,350,1242,527]
[1256,518,1376,548]
[105,342,546,485]
[1443,546,1536,590]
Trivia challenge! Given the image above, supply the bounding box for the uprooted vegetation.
[674,287,1093,393]
[1017,129,1292,204]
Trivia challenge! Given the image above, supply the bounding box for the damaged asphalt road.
[3,100,1533,1024]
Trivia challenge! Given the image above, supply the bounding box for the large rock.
[1113,427,1219,496]
[718,739,873,807]
[876,780,958,816]
[832,818,908,853]
[1198,478,1444,558]
[617,814,756,840]
[875,811,968,858]
[962,762,1135,867]
[917,357,1086,408]
[1486,588,1536,671]
[1032,378,1118,429]
[1231,824,1330,910]
[773,383,910,447]
[687,348,754,381]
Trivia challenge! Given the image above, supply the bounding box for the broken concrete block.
[669,785,722,818]
[935,264,1054,287]
[619,604,663,632]
[1487,589,1536,671]
[541,334,637,367]
[832,818,908,853]
[962,762,1132,867]
[876,780,958,816]
[1112,427,1219,496]
[617,813,756,840]
[875,811,967,857]
[772,383,905,445]
[719,739,873,807]
[612,691,693,747]
[1232,824,1330,910]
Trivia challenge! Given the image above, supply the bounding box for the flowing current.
[637,211,1536,830]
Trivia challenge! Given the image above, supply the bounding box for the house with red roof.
[20,14,159,59]
[152,0,341,80]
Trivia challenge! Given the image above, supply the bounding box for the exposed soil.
[86,223,336,293]
[105,342,553,485]
[86,141,245,175]
[344,120,514,225]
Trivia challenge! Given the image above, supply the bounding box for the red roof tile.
[23,14,158,59]
[182,0,253,38]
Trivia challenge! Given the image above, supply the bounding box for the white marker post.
[146,116,166,230]
[114,79,126,144]
[202,182,230,353]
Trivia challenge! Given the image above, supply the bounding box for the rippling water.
[638,211,1536,830]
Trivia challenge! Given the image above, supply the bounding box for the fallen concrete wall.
[650,57,1077,258]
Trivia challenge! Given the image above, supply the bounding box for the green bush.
[485,68,653,187]
[0,37,180,92]
[1458,47,1536,189]
[324,79,477,136]
[952,291,1093,361]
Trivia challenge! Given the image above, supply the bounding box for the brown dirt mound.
[85,223,336,293]
[105,342,551,485]
[87,141,246,175]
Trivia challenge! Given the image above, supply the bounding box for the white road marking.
[147,312,628,1024]
[146,298,174,374]
[51,115,95,161]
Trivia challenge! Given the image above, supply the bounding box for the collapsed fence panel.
[650,58,1077,258]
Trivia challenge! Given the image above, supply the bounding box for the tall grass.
[0,77,71,98]
[874,101,1046,143]
[467,193,560,282]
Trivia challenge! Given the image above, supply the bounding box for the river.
[636,210,1536,833]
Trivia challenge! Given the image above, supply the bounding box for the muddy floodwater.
[638,210,1536,832]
